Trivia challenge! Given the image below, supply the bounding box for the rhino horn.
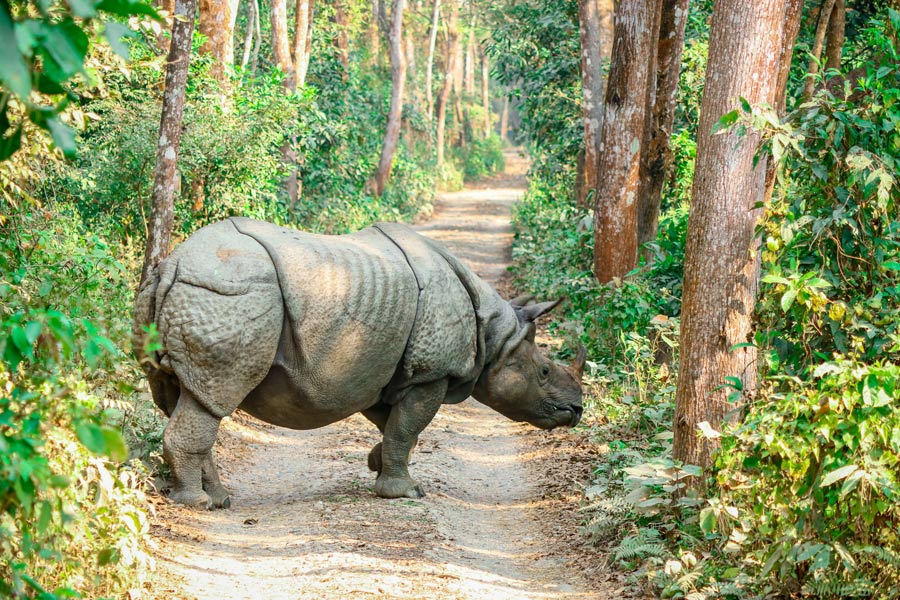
[514,297,563,322]
[571,345,587,380]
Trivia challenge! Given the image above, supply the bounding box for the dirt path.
[149,150,616,600]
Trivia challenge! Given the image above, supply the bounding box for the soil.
[147,150,629,599]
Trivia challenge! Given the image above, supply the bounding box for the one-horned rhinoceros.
[133,217,585,509]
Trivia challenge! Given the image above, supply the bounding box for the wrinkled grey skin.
[133,217,584,509]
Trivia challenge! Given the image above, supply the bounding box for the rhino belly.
[238,362,382,430]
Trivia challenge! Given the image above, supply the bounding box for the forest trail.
[149,150,615,600]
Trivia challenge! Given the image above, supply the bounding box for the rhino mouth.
[536,401,583,430]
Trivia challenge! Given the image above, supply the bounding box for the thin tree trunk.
[199,0,238,83]
[374,0,407,196]
[593,0,663,284]
[673,0,798,469]
[763,0,805,202]
[250,0,261,76]
[405,28,418,109]
[334,1,350,73]
[293,0,314,87]
[637,0,690,247]
[271,0,295,87]
[240,0,257,70]
[500,94,509,141]
[824,0,845,74]
[436,0,459,166]
[426,0,440,123]
[481,48,490,138]
[464,24,475,96]
[577,0,614,208]
[802,0,837,100]
[141,0,197,285]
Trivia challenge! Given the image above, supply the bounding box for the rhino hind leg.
[163,388,229,510]
[362,404,418,475]
[374,380,447,499]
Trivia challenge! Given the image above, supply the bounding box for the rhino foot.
[170,488,216,510]
[375,474,425,499]
[367,443,383,473]
[205,486,232,509]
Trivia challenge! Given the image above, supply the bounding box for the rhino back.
[230,218,419,421]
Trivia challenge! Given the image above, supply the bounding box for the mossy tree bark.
[592,0,663,284]
[673,0,801,469]
[141,0,197,285]
[373,0,407,196]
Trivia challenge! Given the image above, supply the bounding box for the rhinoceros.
[133,217,584,509]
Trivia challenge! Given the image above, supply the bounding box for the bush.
[454,135,506,180]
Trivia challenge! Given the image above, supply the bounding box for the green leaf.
[820,464,858,487]
[75,422,107,455]
[781,288,798,312]
[712,110,739,134]
[46,117,76,157]
[699,507,716,534]
[0,126,22,161]
[68,0,98,18]
[36,500,52,534]
[103,21,132,59]
[11,325,33,357]
[0,5,32,99]
[739,96,751,113]
[882,261,900,271]
[97,0,160,19]
[38,19,89,82]
[97,546,120,566]
[101,427,128,462]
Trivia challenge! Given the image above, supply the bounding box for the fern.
[613,529,669,562]
[583,495,631,542]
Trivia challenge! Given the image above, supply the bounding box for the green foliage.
[452,134,505,181]
[0,209,154,599]
[0,0,158,161]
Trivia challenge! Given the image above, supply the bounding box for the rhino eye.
[540,365,551,378]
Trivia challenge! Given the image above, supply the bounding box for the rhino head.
[474,296,586,430]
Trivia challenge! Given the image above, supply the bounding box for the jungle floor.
[147,151,637,600]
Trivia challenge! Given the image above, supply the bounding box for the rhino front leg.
[163,389,227,510]
[201,453,231,509]
[363,404,418,475]
[374,380,447,499]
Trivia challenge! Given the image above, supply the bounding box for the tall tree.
[803,0,838,100]
[481,47,490,139]
[334,0,350,73]
[593,0,663,284]
[576,0,614,207]
[199,0,239,83]
[637,0,690,247]
[425,0,440,123]
[239,0,259,71]
[293,0,314,88]
[500,94,509,141]
[673,0,801,468]
[824,0,846,75]
[141,0,198,285]
[436,0,459,166]
[373,0,407,196]
[271,0,295,87]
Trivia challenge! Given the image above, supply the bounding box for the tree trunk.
[293,0,314,87]
[637,0,690,247]
[425,0,440,123]
[577,0,614,208]
[334,1,350,73]
[374,0,407,196]
[481,48,490,138]
[673,0,796,469]
[802,0,837,100]
[763,0,805,202]
[464,25,475,96]
[593,0,662,284]
[141,0,197,285]
[824,0,845,74]
[250,0,261,76]
[500,94,509,141]
[240,0,257,70]
[405,28,418,109]
[199,0,239,83]
[271,0,295,87]
[436,0,459,166]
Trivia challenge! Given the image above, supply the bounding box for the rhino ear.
[509,293,535,308]
[514,298,563,323]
